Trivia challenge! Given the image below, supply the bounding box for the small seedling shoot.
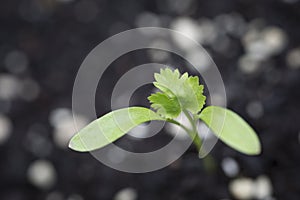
[69,68,261,156]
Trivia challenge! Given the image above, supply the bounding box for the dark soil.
[0,0,300,199]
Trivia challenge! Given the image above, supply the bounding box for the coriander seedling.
[69,68,261,156]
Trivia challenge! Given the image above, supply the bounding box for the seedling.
[69,68,261,156]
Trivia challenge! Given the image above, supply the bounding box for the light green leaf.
[148,92,181,119]
[69,107,164,152]
[199,106,261,155]
[151,68,206,115]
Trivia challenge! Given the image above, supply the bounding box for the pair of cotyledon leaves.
[69,68,261,155]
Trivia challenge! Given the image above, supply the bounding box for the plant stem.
[167,119,192,135]
[183,110,202,151]
[168,113,215,172]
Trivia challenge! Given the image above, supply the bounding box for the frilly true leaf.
[150,68,206,116]
[148,92,181,119]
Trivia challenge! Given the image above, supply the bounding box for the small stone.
[49,108,89,148]
[0,114,12,144]
[170,17,203,50]
[27,160,56,189]
[242,25,287,60]
[0,74,21,100]
[261,27,287,55]
[198,18,217,45]
[238,54,260,74]
[186,48,211,72]
[221,157,239,177]
[246,101,264,119]
[229,177,255,200]
[114,188,137,200]
[286,48,300,69]
[254,175,273,199]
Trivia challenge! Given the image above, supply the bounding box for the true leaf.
[148,92,181,119]
[199,106,261,155]
[151,68,206,116]
[69,107,164,152]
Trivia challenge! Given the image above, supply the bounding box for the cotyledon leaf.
[199,106,261,155]
[69,107,164,152]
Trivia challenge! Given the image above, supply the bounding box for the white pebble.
[0,114,12,144]
[185,48,211,72]
[49,108,71,127]
[238,54,260,74]
[198,18,217,45]
[229,178,255,200]
[0,74,21,100]
[50,108,89,148]
[170,17,203,50]
[254,175,273,199]
[246,101,264,119]
[114,188,137,200]
[286,48,300,69]
[243,26,287,60]
[261,27,287,55]
[221,157,239,177]
[27,160,56,189]
[4,50,28,74]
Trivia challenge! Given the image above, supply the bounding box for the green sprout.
[69,68,261,156]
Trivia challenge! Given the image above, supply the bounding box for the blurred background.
[0,0,300,199]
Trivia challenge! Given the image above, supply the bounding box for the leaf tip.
[68,134,88,152]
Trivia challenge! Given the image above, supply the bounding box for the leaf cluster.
[69,68,261,156]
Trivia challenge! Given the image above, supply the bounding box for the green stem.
[183,110,202,151]
[168,113,215,172]
[167,119,192,135]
